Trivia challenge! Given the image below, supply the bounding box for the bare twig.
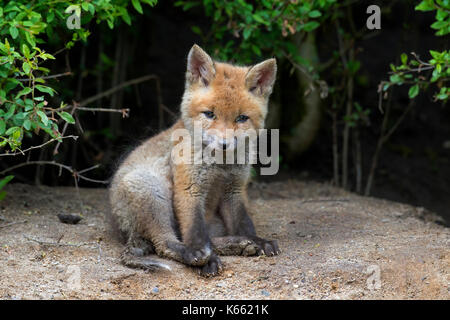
[162,103,177,118]
[45,74,165,155]
[282,51,315,90]
[0,135,78,157]
[34,133,50,185]
[24,235,96,247]
[18,71,73,82]
[353,127,362,193]
[79,74,161,108]
[76,106,130,117]
[0,220,28,229]
[341,49,355,190]
[410,52,431,66]
[0,161,109,184]
[364,92,392,196]
[364,90,415,196]
[72,167,85,216]
[77,164,100,175]
[53,107,77,155]
[331,109,339,186]
[387,66,434,75]
[299,198,350,204]
[383,100,415,142]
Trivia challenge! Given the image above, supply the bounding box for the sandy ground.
[0,180,448,300]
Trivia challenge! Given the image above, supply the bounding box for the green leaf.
[431,68,440,82]
[23,119,31,130]
[191,26,202,35]
[35,85,55,96]
[303,21,320,32]
[22,61,31,74]
[25,32,35,47]
[57,111,75,124]
[408,84,419,99]
[22,44,30,58]
[0,119,5,134]
[42,53,56,60]
[47,11,55,23]
[347,60,361,74]
[12,127,21,141]
[429,50,442,60]
[121,9,131,25]
[389,74,403,85]
[430,21,448,30]
[401,53,408,65]
[436,92,448,100]
[132,0,144,14]
[436,9,448,21]
[5,126,19,135]
[88,3,95,15]
[243,27,252,39]
[37,110,48,126]
[415,1,435,11]
[4,104,16,119]
[0,175,14,190]
[107,19,114,29]
[16,87,32,98]
[251,44,261,56]
[252,14,269,25]
[9,25,18,39]
[308,10,322,18]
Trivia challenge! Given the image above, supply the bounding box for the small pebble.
[293,284,299,289]
[152,287,159,294]
[261,290,270,297]
[57,213,82,225]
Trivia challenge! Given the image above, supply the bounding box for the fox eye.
[235,115,249,123]
[203,111,215,119]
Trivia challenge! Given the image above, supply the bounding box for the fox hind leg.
[116,171,188,265]
[116,170,214,269]
[212,236,280,257]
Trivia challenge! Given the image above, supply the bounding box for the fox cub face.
[181,45,277,151]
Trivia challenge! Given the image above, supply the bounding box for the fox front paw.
[181,245,212,266]
[199,254,223,277]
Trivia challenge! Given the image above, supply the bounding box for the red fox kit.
[109,44,279,277]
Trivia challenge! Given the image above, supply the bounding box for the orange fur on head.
[181,44,277,135]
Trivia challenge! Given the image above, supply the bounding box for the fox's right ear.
[245,58,277,98]
[186,44,215,87]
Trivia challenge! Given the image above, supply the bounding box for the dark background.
[2,1,449,225]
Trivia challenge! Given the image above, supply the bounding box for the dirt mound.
[0,181,448,299]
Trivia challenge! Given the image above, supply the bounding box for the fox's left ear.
[246,58,277,97]
[187,44,216,87]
